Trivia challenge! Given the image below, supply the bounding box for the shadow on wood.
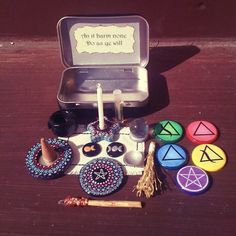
[149,45,200,74]
[124,45,200,117]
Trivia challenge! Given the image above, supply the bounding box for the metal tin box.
[57,15,149,109]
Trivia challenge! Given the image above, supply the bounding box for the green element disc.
[153,120,184,143]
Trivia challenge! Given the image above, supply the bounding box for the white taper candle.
[97,83,105,130]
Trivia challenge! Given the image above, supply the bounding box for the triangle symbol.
[162,145,185,161]
[159,121,180,136]
[200,145,224,163]
[194,122,215,136]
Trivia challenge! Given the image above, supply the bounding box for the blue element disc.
[79,158,124,196]
[25,138,73,179]
[156,144,188,170]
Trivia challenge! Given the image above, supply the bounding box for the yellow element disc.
[192,144,226,172]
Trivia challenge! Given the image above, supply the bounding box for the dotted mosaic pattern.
[25,138,73,179]
[79,158,124,196]
[87,117,120,142]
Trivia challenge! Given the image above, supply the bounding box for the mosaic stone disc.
[25,138,73,179]
[79,158,124,196]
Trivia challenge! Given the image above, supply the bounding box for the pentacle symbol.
[79,158,124,196]
[177,166,209,192]
[194,121,215,136]
[180,168,205,188]
[159,121,180,136]
[93,168,108,182]
[200,145,224,163]
[162,145,185,161]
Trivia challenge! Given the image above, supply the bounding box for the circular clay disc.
[191,144,227,172]
[106,142,125,158]
[79,158,124,196]
[154,120,184,143]
[82,142,101,157]
[186,120,218,144]
[177,165,209,194]
[156,144,188,170]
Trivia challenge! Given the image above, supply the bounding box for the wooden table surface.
[0,37,235,236]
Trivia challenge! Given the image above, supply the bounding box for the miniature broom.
[134,141,162,198]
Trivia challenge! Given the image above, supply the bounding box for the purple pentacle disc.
[176,165,209,194]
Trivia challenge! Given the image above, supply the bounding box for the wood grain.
[0,0,236,38]
[0,38,236,236]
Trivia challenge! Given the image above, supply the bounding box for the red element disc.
[186,120,218,144]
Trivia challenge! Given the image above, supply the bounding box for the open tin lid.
[57,15,149,67]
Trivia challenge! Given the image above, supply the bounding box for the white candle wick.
[97,83,105,130]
